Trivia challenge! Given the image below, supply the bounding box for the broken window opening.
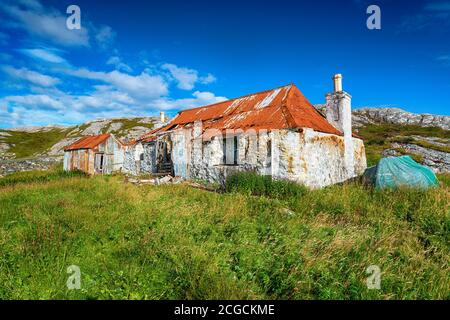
[222,136,239,166]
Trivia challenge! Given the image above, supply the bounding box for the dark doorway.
[157,136,173,175]
[95,153,105,173]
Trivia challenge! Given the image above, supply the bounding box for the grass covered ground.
[0,128,71,159]
[0,170,449,299]
[357,124,449,166]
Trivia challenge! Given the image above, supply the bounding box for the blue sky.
[0,0,449,128]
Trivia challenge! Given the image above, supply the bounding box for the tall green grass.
[0,170,448,299]
[0,169,87,187]
[225,172,307,200]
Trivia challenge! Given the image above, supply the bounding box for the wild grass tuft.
[225,172,307,201]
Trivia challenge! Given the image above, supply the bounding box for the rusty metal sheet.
[64,134,111,151]
[139,84,344,142]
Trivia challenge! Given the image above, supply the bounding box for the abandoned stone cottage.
[123,75,367,188]
[63,133,125,175]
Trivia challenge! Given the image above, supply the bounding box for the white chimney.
[325,74,355,178]
[160,111,165,123]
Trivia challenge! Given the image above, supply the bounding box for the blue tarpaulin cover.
[363,156,439,189]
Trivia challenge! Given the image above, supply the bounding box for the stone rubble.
[127,175,184,186]
[0,157,61,176]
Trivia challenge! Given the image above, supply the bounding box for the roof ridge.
[177,83,295,114]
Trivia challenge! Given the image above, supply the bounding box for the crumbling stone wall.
[178,128,367,188]
[129,127,367,189]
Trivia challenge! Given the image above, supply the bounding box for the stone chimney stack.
[160,111,165,123]
[325,74,355,178]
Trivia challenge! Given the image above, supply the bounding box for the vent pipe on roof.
[333,74,343,92]
[160,111,165,123]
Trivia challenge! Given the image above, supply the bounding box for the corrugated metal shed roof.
[64,133,111,151]
[139,84,342,142]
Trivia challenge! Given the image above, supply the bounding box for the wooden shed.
[63,134,124,175]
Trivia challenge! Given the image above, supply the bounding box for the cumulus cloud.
[162,63,199,90]
[0,0,223,128]
[0,85,227,127]
[66,68,169,100]
[162,63,217,90]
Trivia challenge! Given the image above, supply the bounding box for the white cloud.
[161,63,199,90]
[20,48,67,64]
[200,73,217,85]
[161,63,217,90]
[0,86,227,127]
[1,0,117,49]
[2,94,64,110]
[1,1,90,47]
[1,65,60,87]
[151,90,227,111]
[106,56,133,73]
[66,68,169,100]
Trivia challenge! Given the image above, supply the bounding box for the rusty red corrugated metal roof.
[64,133,111,151]
[139,84,343,142]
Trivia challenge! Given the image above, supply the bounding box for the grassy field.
[0,170,449,300]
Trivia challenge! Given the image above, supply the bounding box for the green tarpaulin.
[363,156,439,189]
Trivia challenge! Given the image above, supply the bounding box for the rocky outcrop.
[314,105,450,130]
[45,138,80,157]
[383,142,450,173]
[352,108,450,130]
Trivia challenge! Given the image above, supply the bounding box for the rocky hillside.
[352,107,450,130]
[351,108,449,172]
[315,106,449,172]
[0,117,165,176]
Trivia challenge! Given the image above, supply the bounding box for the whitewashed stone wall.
[126,127,367,188]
